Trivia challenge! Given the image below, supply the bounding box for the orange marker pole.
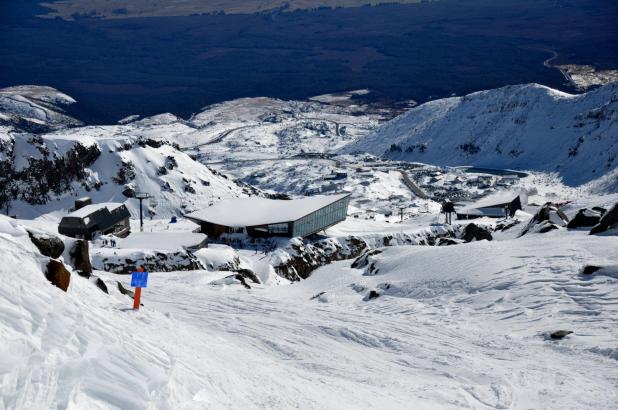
[133,287,142,310]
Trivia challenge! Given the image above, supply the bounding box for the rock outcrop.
[351,249,383,269]
[590,202,618,235]
[272,236,368,281]
[460,223,493,242]
[520,203,569,236]
[28,230,65,258]
[45,259,71,291]
[567,207,605,229]
[68,239,93,274]
[273,223,495,281]
[234,268,260,284]
[94,249,204,274]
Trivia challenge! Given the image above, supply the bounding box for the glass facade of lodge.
[292,195,350,237]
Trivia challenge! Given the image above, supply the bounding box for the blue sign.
[131,271,149,288]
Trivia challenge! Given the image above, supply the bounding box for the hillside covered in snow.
[2,195,618,408]
[342,83,618,187]
[0,86,401,218]
[1,81,618,409]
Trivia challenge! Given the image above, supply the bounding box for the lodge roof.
[186,193,350,228]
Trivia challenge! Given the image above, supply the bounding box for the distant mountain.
[0,86,82,132]
[341,83,618,186]
[39,0,424,20]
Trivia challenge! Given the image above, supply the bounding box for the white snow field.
[2,212,618,409]
[342,83,618,187]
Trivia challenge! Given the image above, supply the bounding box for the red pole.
[133,287,142,310]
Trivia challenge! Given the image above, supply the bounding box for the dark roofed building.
[457,191,528,220]
[59,202,131,239]
[186,193,351,238]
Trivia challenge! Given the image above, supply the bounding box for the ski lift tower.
[135,192,152,232]
[398,206,406,223]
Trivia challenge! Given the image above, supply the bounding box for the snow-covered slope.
[342,83,618,186]
[1,87,396,218]
[0,86,82,132]
[2,211,617,409]
[183,96,387,161]
[5,131,246,219]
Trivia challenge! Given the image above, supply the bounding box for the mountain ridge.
[341,82,618,186]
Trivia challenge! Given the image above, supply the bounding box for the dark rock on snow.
[122,185,136,198]
[581,265,602,275]
[567,208,605,229]
[45,259,70,292]
[550,330,573,340]
[117,282,142,306]
[28,230,65,258]
[590,202,618,235]
[536,221,560,233]
[233,274,252,289]
[494,218,521,232]
[351,249,383,269]
[436,237,462,246]
[69,239,93,274]
[310,291,326,300]
[520,202,569,236]
[117,281,134,297]
[365,290,381,301]
[95,277,109,294]
[234,268,260,284]
[460,223,493,242]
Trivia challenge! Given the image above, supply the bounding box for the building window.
[268,223,288,234]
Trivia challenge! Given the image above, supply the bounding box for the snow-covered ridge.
[0,85,82,131]
[2,130,247,219]
[342,83,618,186]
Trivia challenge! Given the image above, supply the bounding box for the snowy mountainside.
[182,96,388,161]
[0,85,82,132]
[342,83,618,186]
[2,129,247,219]
[2,209,617,408]
[0,87,394,218]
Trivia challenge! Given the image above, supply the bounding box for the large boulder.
[567,208,605,229]
[520,203,569,236]
[28,231,65,258]
[69,239,93,274]
[590,202,618,235]
[351,249,383,269]
[234,268,260,284]
[45,259,71,291]
[460,223,493,242]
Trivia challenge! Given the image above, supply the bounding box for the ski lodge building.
[456,191,527,219]
[186,193,351,238]
[58,202,131,239]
